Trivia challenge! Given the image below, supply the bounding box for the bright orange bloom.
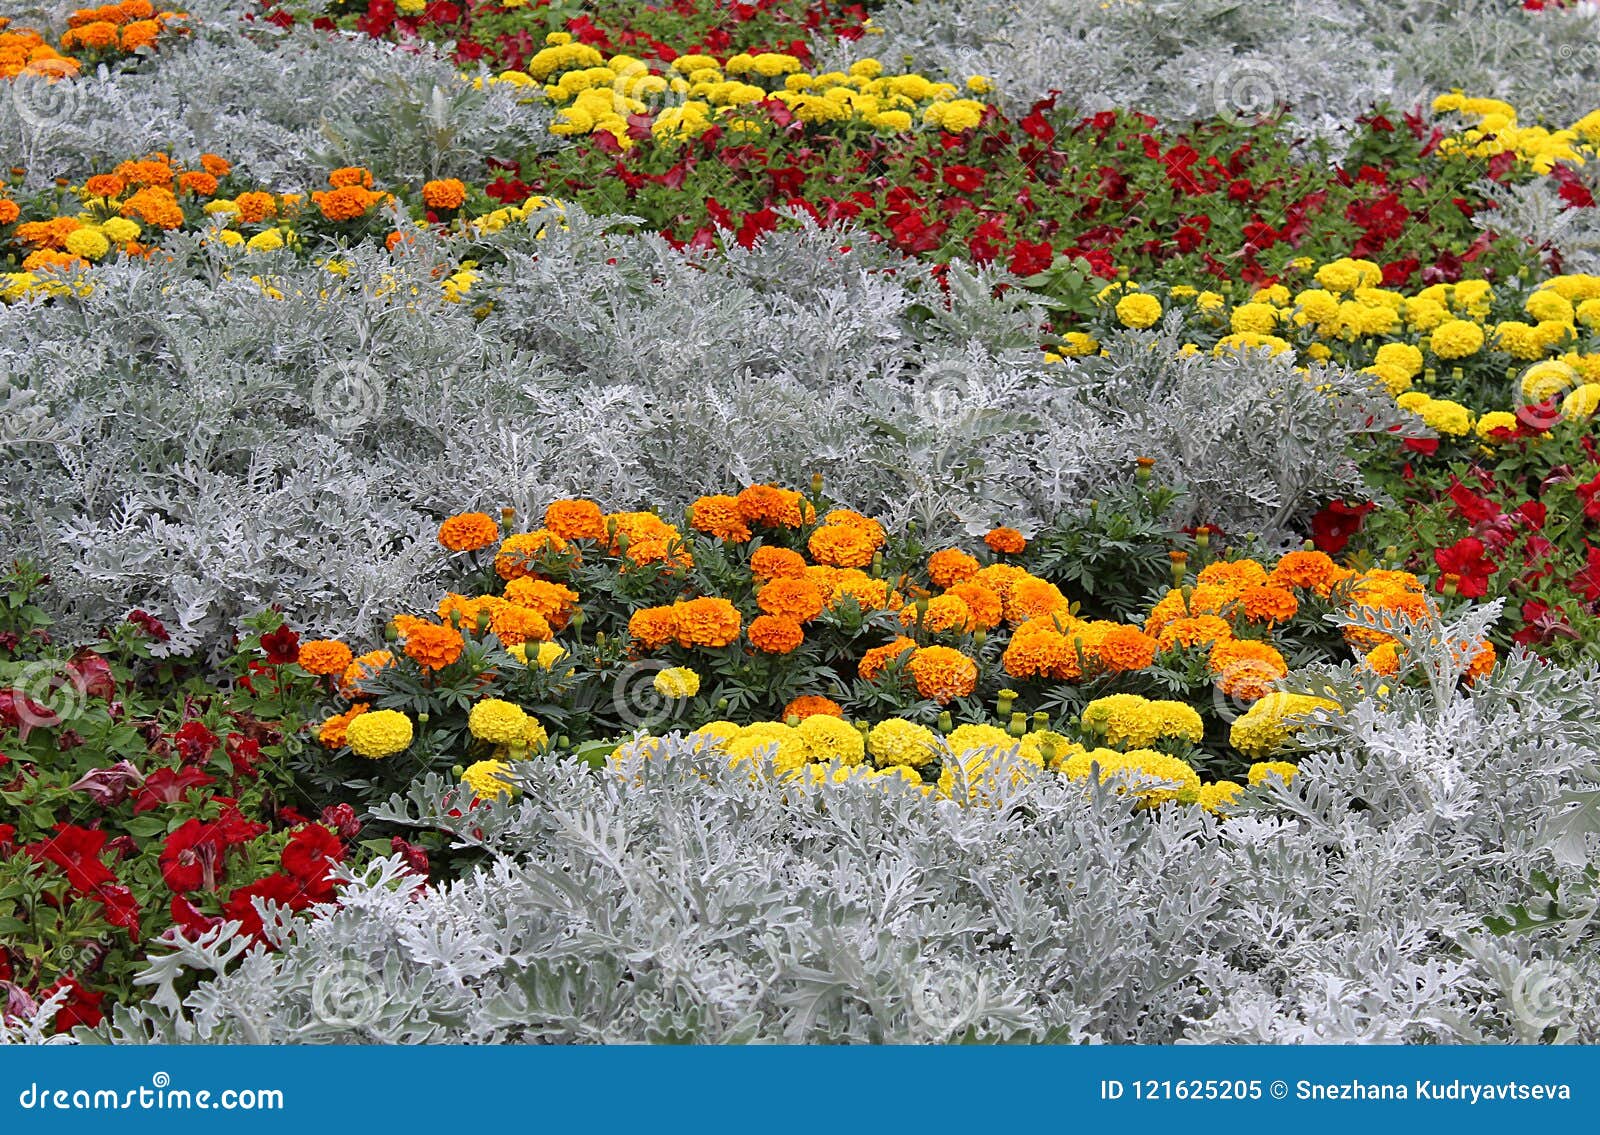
[1197,559,1269,591]
[906,645,978,704]
[234,191,276,224]
[544,498,607,541]
[1095,625,1158,672]
[782,695,844,720]
[438,512,500,552]
[1002,622,1071,680]
[297,639,354,677]
[1004,575,1070,623]
[1209,639,1288,701]
[807,523,877,568]
[750,545,808,580]
[176,170,217,197]
[120,186,183,228]
[314,185,385,222]
[628,606,678,650]
[328,166,374,189]
[1239,585,1299,626]
[503,577,579,629]
[83,174,125,198]
[1155,615,1233,652]
[495,530,568,580]
[1266,550,1344,594]
[984,527,1026,554]
[672,597,742,648]
[318,702,369,749]
[689,494,752,543]
[858,636,916,681]
[421,178,467,210]
[403,622,465,670]
[757,577,825,622]
[748,613,804,654]
[199,153,232,178]
[339,650,394,699]
[488,601,552,646]
[945,581,1002,630]
[927,547,980,587]
[903,593,972,634]
[734,484,813,528]
[0,199,18,226]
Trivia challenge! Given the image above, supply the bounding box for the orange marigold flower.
[403,622,465,670]
[297,639,354,677]
[113,158,173,188]
[689,494,752,543]
[628,606,678,651]
[199,153,232,178]
[672,597,742,648]
[859,635,917,681]
[903,593,972,634]
[906,645,978,704]
[437,592,495,629]
[318,702,369,749]
[1239,585,1299,626]
[1186,583,1241,618]
[1156,615,1234,652]
[83,173,125,198]
[495,530,569,580]
[1002,624,1071,680]
[234,191,277,224]
[945,581,1002,629]
[22,249,88,272]
[63,21,118,50]
[821,508,884,541]
[1362,641,1400,677]
[421,178,467,211]
[1209,639,1288,701]
[970,562,1027,604]
[118,18,163,52]
[1004,575,1070,624]
[120,185,183,229]
[438,511,500,552]
[1266,550,1342,593]
[176,170,217,197]
[544,498,607,541]
[735,484,814,528]
[503,577,579,629]
[488,601,552,646]
[829,573,894,612]
[1464,639,1495,684]
[984,526,1026,554]
[782,695,843,720]
[748,613,804,654]
[606,510,679,553]
[927,547,980,588]
[339,649,394,699]
[623,537,693,572]
[1342,589,1431,651]
[808,523,877,568]
[1095,625,1158,672]
[314,184,385,222]
[0,199,18,226]
[757,577,825,622]
[1143,589,1190,636]
[1197,559,1269,592]
[751,544,808,580]
[328,166,374,189]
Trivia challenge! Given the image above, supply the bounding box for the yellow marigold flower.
[1197,780,1244,814]
[867,718,939,768]
[796,714,866,764]
[438,511,500,552]
[468,698,530,744]
[1475,410,1521,439]
[1082,693,1203,749]
[1229,693,1339,758]
[297,639,354,677]
[345,708,414,759]
[1058,747,1200,805]
[1417,398,1473,436]
[1428,319,1484,359]
[462,759,516,799]
[1114,292,1162,329]
[652,666,700,699]
[1230,302,1278,335]
[1059,331,1100,356]
[727,722,807,772]
[1247,760,1300,786]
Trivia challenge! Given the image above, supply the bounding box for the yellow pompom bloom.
[1418,398,1473,436]
[686,720,741,751]
[63,228,110,261]
[796,715,867,764]
[100,217,140,243]
[1058,747,1200,805]
[1521,359,1577,403]
[1247,760,1300,786]
[462,759,516,799]
[1115,292,1162,329]
[468,698,530,744]
[867,718,939,768]
[1197,780,1244,814]
[1230,302,1278,335]
[1562,383,1600,421]
[1229,693,1339,758]
[1081,694,1204,749]
[945,723,1016,757]
[1374,342,1424,379]
[1059,331,1100,356]
[345,709,414,759]
[727,722,807,772]
[1429,319,1484,358]
[652,666,701,699]
[1475,411,1520,439]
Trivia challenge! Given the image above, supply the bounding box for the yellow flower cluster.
[1431,92,1600,174]
[485,33,991,146]
[1080,694,1204,749]
[1228,692,1340,759]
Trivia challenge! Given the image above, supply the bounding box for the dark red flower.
[133,765,215,813]
[25,825,115,894]
[1575,472,1600,522]
[1310,500,1374,555]
[168,895,223,940]
[126,611,170,641]
[941,165,986,193]
[67,761,145,807]
[320,803,361,840]
[1434,537,1497,598]
[260,625,300,665]
[223,873,311,942]
[281,825,344,894]
[391,836,430,878]
[173,720,219,765]
[93,883,141,941]
[1007,239,1054,277]
[1448,479,1502,524]
[159,819,225,893]
[41,976,104,1033]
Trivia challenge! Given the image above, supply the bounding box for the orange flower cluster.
[312,168,391,223]
[630,597,744,649]
[688,484,816,544]
[438,511,500,552]
[1,4,182,82]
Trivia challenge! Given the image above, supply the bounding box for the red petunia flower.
[25,825,115,894]
[281,825,344,895]
[133,765,215,813]
[260,625,300,665]
[1309,500,1374,555]
[1434,536,1497,598]
[159,819,225,894]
